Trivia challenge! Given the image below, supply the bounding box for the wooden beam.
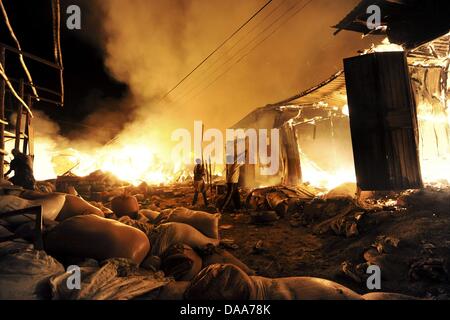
[14,79,24,151]
[0,42,62,70]
[23,95,32,154]
[0,47,5,177]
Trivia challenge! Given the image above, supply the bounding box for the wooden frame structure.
[0,42,63,179]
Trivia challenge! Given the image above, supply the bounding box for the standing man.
[4,149,36,190]
[219,154,243,213]
[192,158,208,207]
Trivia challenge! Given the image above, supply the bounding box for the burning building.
[1,0,450,306]
[233,32,450,192]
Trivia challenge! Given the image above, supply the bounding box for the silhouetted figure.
[219,155,242,213]
[5,149,36,190]
[192,159,208,207]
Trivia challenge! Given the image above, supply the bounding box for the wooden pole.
[23,95,32,154]
[0,47,5,177]
[209,156,213,195]
[14,79,24,151]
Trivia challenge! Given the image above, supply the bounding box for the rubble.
[1,179,450,300]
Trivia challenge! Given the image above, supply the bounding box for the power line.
[180,0,301,103]
[182,0,314,104]
[160,0,274,101]
[172,0,288,102]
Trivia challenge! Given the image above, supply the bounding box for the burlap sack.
[201,248,255,275]
[185,263,363,300]
[149,222,220,257]
[166,207,220,239]
[362,292,418,300]
[185,263,253,300]
[160,244,202,281]
[250,276,363,300]
[0,242,64,300]
[44,215,150,265]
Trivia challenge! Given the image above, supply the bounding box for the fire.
[417,103,450,185]
[64,144,179,185]
[299,150,356,190]
[363,38,404,55]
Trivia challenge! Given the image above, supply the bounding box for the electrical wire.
[172,0,288,101]
[160,0,274,101]
[182,0,314,104]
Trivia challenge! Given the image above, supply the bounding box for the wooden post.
[14,79,24,151]
[23,95,32,155]
[0,47,5,177]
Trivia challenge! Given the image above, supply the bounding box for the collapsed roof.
[234,32,450,130]
[333,0,450,49]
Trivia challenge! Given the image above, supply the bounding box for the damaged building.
[1,0,450,303]
[234,33,450,191]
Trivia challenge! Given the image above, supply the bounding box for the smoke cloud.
[84,0,376,149]
[29,0,381,182]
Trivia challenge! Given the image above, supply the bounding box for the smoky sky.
[68,0,379,147]
[2,0,381,147]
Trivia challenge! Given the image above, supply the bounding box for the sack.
[111,195,140,218]
[150,281,190,300]
[362,292,418,300]
[139,209,161,223]
[250,276,363,300]
[0,225,13,239]
[149,222,220,257]
[185,263,253,300]
[56,195,104,221]
[202,248,255,275]
[166,207,220,239]
[44,215,150,265]
[0,242,64,300]
[160,244,202,281]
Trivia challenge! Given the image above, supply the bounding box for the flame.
[69,144,180,185]
[363,38,404,54]
[417,103,450,185]
[342,104,349,116]
[299,149,356,190]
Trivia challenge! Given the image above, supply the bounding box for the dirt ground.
[137,182,450,299]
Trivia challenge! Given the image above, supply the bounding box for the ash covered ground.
[144,182,450,298]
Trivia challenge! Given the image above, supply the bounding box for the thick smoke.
[86,0,376,149]
[30,0,380,181]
